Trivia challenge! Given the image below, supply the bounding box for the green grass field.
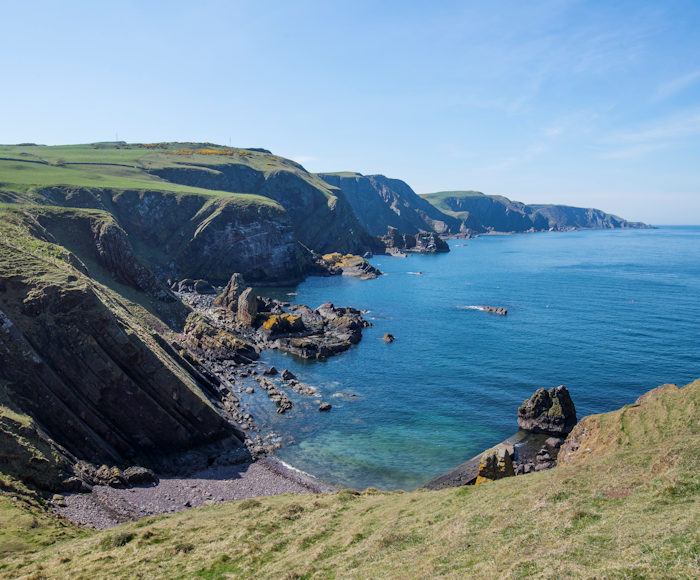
[0,144,290,209]
[420,190,487,216]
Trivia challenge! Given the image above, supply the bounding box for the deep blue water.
[251,227,700,491]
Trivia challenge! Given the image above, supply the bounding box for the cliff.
[0,143,377,285]
[0,205,247,487]
[318,172,460,235]
[314,171,648,239]
[422,190,650,234]
[143,148,376,256]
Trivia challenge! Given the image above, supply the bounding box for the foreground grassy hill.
[1,379,697,578]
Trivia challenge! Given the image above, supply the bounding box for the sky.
[2,0,699,224]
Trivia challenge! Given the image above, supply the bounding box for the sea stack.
[517,385,577,435]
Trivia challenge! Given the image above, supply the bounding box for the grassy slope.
[420,190,488,217]
[0,143,284,208]
[1,380,697,579]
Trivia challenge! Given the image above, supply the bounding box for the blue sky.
[2,1,699,224]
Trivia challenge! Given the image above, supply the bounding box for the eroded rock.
[237,288,258,325]
[517,385,577,436]
[214,273,246,311]
[475,447,514,484]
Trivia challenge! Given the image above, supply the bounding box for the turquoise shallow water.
[254,227,700,491]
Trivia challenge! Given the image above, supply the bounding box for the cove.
[255,227,700,491]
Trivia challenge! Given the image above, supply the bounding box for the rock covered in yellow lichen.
[261,313,305,334]
[475,447,514,485]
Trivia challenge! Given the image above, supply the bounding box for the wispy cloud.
[600,108,700,159]
[478,143,547,173]
[614,109,700,143]
[544,126,564,137]
[653,70,700,102]
[599,142,668,160]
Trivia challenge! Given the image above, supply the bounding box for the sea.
[250,226,700,491]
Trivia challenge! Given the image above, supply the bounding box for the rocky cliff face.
[40,187,304,285]
[422,191,650,234]
[150,163,376,256]
[318,173,460,236]
[0,208,246,486]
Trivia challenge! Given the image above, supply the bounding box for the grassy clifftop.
[1,379,697,578]
[0,142,374,257]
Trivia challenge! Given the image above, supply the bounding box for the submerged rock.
[517,385,577,436]
[318,402,332,412]
[476,306,507,315]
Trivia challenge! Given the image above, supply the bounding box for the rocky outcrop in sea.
[423,385,578,490]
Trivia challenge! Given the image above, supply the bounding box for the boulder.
[263,366,278,376]
[475,447,514,484]
[517,385,577,436]
[122,466,158,486]
[281,369,296,381]
[214,273,246,311]
[237,288,258,325]
[318,402,332,412]
[382,333,395,343]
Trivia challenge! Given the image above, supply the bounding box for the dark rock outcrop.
[214,273,246,311]
[517,386,577,436]
[237,288,258,326]
[317,253,383,279]
[180,313,259,364]
[174,279,214,294]
[425,387,579,489]
[270,302,370,360]
[256,377,293,414]
[380,227,450,254]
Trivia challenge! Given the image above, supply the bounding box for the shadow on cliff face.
[0,208,251,492]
